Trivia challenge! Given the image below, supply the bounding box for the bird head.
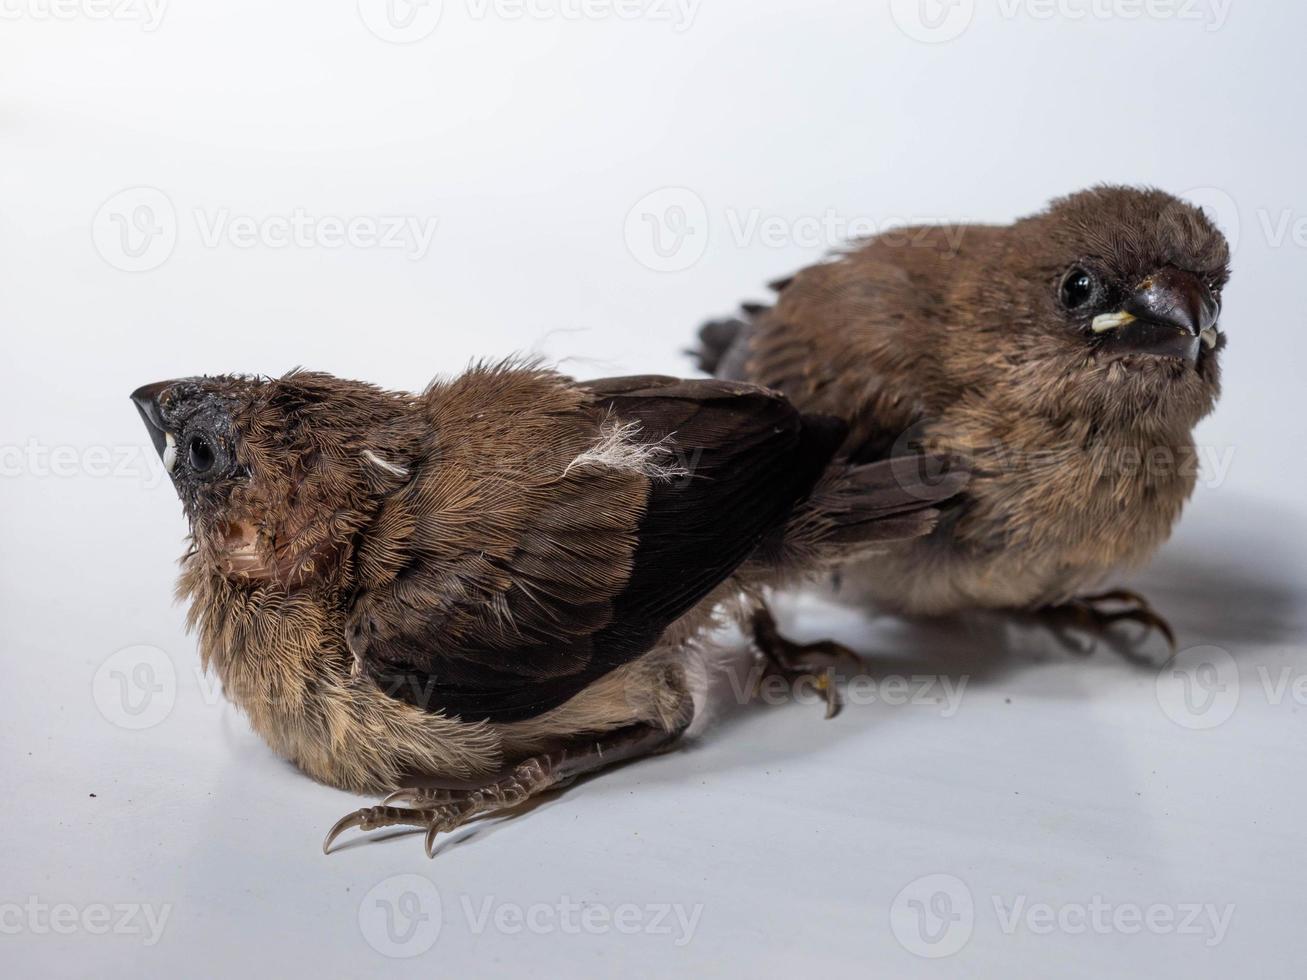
[130,372,415,587]
[944,186,1229,434]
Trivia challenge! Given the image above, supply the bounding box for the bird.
[693,185,1229,650]
[131,361,963,856]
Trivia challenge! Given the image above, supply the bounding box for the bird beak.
[130,380,179,473]
[1090,268,1221,363]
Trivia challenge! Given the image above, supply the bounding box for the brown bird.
[695,186,1229,647]
[131,362,961,856]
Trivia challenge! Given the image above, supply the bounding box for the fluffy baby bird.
[696,186,1229,645]
[132,363,960,855]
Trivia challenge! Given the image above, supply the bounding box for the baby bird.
[696,186,1230,646]
[132,362,960,855]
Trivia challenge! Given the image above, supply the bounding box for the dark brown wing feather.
[351,371,842,724]
[580,375,844,630]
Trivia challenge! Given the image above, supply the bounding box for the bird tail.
[692,300,775,378]
[690,316,749,376]
[692,285,787,376]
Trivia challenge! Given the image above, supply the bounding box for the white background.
[2,1,1305,976]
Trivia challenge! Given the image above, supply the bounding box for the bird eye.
[1060,267,1098,310]
[188,435,216,474]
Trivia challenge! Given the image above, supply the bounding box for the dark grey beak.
[1123,267,1220,338]
[1096,268,1220,363]
[130,380,176,459]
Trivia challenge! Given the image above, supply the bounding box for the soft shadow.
[696,494,1305,747]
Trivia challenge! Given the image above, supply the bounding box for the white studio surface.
[2,3,1305,977]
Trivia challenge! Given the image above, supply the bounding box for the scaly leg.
[750,605,863,720]
[323,722,683,858]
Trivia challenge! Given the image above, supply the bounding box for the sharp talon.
[1133,609,1176,651]
[322,804,438,855]
[322,809,367,854]
[1138,612,1176,651]
[821,668,842,720]
[424,823,440,859]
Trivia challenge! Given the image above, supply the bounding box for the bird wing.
[346,369,842,723]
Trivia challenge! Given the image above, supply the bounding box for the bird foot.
[322,722,685,857]
[323,756,561,858]
[750,606,863,719]
[1039,588,1177,655]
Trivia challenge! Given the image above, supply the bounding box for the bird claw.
[323,761,554,857]
[809,668,842,721]
[1040,588,1177,655]
[750,606,862,719]
[322,796,489,857]
[321,804,436,854]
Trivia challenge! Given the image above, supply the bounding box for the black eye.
[188,435,216,473]
[1060,268,1097,310]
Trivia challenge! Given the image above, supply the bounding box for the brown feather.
[696,185,1230,614]
[140,361,958,792]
